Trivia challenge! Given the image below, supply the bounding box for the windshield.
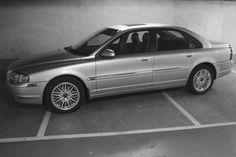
[64,28,119,56]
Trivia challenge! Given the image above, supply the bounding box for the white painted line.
[37,111,51,137]
[0,122,236,143]
[162,92,201,126]
[232,70,236,74]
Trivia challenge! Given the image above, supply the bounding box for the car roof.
[108,23,170,31]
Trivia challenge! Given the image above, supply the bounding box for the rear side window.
[154,29,202,52]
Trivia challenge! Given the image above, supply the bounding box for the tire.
[44,76,85,113]
[187,64,214,95]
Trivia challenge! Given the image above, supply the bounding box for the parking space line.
[37,111,51,137]
[162,92,201,126]
[0,122,236,143]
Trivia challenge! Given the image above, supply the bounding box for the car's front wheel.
[44,76,85,113]
[187,65,214,95]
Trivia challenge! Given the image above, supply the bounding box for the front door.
[95,30,153,94]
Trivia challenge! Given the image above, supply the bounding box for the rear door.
[151,28,203,87]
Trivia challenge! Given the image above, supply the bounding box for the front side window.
[154,29,202,52]
[106,30,150,55]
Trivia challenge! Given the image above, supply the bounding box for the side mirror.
[100,49,115,58]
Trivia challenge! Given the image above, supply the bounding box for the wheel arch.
[188,62,217,81]
[43,74,90,104]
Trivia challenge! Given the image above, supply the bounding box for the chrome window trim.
[91,26,210,58]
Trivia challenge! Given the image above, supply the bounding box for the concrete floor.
[0,61,236,156]
[1,125,236,157]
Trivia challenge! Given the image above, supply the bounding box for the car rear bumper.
[215,60,234,78]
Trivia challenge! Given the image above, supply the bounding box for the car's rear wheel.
[187,65,214,95]
[44,76,85,113]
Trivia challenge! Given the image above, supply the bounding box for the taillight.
[229,45,233,60]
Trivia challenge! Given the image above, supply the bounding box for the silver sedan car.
[7,23,234,112]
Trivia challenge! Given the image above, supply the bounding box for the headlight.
[10,72,29,84]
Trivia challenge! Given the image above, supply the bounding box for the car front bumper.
[7,80,48,104]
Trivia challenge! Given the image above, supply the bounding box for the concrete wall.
[174,1,236,50]
[0,0,235,58]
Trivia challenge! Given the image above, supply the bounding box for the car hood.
[8,49,84,72]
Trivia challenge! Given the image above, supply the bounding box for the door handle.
[186,55,192,58]
[141,58,149,62]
